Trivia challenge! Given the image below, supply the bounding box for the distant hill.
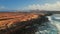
[0,10,60,14]
[29,10,60,14]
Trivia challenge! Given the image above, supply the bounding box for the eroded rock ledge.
[0,12,49,34]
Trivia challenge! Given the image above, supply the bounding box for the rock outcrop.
[0,12,49,34]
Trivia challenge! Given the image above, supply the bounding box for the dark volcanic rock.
[0,13,49,34]
[4,16,48,34]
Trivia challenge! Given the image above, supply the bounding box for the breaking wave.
[35,14,60,34]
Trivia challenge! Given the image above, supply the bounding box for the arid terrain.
[0,12,40,29]
[0,12,48,34]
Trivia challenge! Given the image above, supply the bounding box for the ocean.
[35,14,60,34]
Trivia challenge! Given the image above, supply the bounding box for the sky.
[0,0,60,11]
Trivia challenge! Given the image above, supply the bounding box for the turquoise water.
[35,14,60,34]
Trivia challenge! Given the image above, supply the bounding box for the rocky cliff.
[0,12,49,34]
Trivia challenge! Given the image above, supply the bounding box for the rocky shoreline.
[0,13,49,34]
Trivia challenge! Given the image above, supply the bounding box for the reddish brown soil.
[0,12,43,30]
[0,12,44,34]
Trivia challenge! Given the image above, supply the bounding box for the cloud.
[23,1,60,11]
[0,6,9,10]
[0,6,5,10]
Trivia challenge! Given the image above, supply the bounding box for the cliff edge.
[0,12,49,34]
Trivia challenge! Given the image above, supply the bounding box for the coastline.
[0,12,49,34]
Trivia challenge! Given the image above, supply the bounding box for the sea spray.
[35,16,58,34]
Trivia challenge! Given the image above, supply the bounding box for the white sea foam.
[48,15,60,34]
[35,14,60,34]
